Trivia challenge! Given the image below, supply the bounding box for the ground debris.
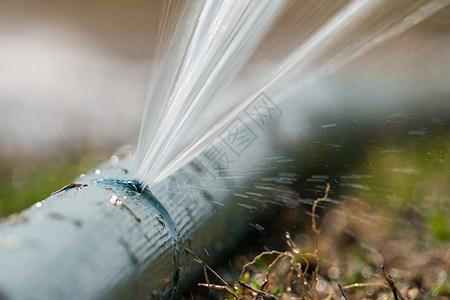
[188,183,450,299]
[109,195,141,222]
[51,182,88,196]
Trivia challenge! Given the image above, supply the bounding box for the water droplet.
[35,202,42,208]
[110,155,119,163]
[95,169,101,175]
[285,232,291,239]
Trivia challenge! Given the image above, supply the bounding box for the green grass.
[0,152,107,218]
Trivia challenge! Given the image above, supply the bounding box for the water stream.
[135,0,450,189]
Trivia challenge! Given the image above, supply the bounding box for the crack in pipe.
[97,178,182,290]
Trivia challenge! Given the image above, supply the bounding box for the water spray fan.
[0,0,449,299]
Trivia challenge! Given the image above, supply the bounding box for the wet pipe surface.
[0,149,248,299]
[0,155,187,299]
[98,178,182,291]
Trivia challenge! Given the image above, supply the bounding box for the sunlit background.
[0,1,161,215]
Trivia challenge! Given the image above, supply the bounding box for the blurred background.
[0,0,162,215]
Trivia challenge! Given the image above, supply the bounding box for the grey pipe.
[0,89,287,300]
[0,150,255,299]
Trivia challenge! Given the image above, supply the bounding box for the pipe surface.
[0,150,250,299]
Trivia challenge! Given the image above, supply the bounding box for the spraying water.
[135,0,450,189]
[135,0,288,186]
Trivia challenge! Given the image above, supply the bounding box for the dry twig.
[51,182,88,196]
[238,280,277,300]
[186,249,239,299]
[381,265,408,300]
[311,183,330,234]
[338,284,348,300]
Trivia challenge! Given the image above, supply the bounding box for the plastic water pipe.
[0,149,255,299]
